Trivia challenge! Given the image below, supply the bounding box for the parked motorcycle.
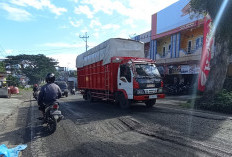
[43,102,63,133]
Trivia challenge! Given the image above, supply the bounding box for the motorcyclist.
[37,73,62,119]
[33,84,39,97]
[33,84,39,92]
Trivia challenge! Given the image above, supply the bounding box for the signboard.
[198,16,213,91]
[156,0,203,34]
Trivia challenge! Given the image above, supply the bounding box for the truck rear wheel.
[83,94,87,100]
[118,92,130,109]
[145,99,156,108]
[87,91,93,102]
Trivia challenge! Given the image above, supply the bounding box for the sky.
[0,0,179,70]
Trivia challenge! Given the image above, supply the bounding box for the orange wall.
[180,26,204,51]
[157,36,171,56]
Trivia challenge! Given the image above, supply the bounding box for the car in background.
[55,81,69,97]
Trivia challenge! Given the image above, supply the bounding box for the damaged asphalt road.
[1,94,232,157]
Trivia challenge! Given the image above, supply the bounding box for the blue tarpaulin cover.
[0,144,27,157]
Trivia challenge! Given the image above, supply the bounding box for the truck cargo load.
[76,38,165,109]
[76,38,144,67]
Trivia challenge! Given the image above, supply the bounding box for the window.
[188,41,192,53]
[169,44,171,51]
[163,47,166,57]
[120,65,131,82]
[196,36,203,49]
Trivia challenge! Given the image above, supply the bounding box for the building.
[134,0,216,91]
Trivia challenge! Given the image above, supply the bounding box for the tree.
[190,0,232,96]
[7,75,20,86]
[5,54,59,84]
[0,61,5,73]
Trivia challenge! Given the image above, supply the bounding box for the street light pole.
[79,32,89,52]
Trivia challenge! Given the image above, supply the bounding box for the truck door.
[118,65,133,99]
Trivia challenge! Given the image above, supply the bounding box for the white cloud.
[70,19,83,28]
[80,27,89,33]
[80,0,178,23]
[102,24,120,30]
[0,3,32,21]
[5,49,13,54]
[87,41,99,49]
[10,0,67,15]
[90,19,102,28]
[93,32,99,38]
[115,29,134,39]
[81,0,116,15]
[124,18,136,28]
[48,53,78,70]
[42,42,83,48]
[74,5,94,19]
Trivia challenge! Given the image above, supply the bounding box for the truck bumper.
[133,94,165,101]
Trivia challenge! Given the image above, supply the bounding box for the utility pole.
[79,32,89,52]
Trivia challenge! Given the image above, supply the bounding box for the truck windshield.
[135,64,160,78]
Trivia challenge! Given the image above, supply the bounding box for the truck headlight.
[137,89,145,95]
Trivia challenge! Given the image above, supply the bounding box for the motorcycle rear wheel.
[47,116,57,134]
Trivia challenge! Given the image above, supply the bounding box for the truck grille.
[144,88,158,94]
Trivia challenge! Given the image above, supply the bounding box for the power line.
[79,32,89,53]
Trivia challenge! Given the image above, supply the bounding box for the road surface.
[1,93,232,157]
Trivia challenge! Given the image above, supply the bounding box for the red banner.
[198,16,214,91]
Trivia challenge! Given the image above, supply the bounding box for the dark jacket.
[38,83,62,105]
[33,86,39,92]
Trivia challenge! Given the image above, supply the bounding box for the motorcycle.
[43,102,63,133]
[33,90,40,100]
[70,88,75,95]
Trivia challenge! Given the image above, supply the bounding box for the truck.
[76,38,165,109]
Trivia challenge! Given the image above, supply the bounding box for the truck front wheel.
[145,99,156,108]
[118,92,130,109]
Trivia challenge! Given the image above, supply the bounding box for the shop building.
[150,0,208,86]
[133,0,215,94]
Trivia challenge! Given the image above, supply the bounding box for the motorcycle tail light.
[53,104,59,109]
[161,81,164,88]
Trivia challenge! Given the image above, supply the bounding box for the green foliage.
[0,61,5,72]
[190,0,232,51]
[195,90,232,113]
[5,54,58,84]
[69,70,77,77]
[7,75,20,86]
